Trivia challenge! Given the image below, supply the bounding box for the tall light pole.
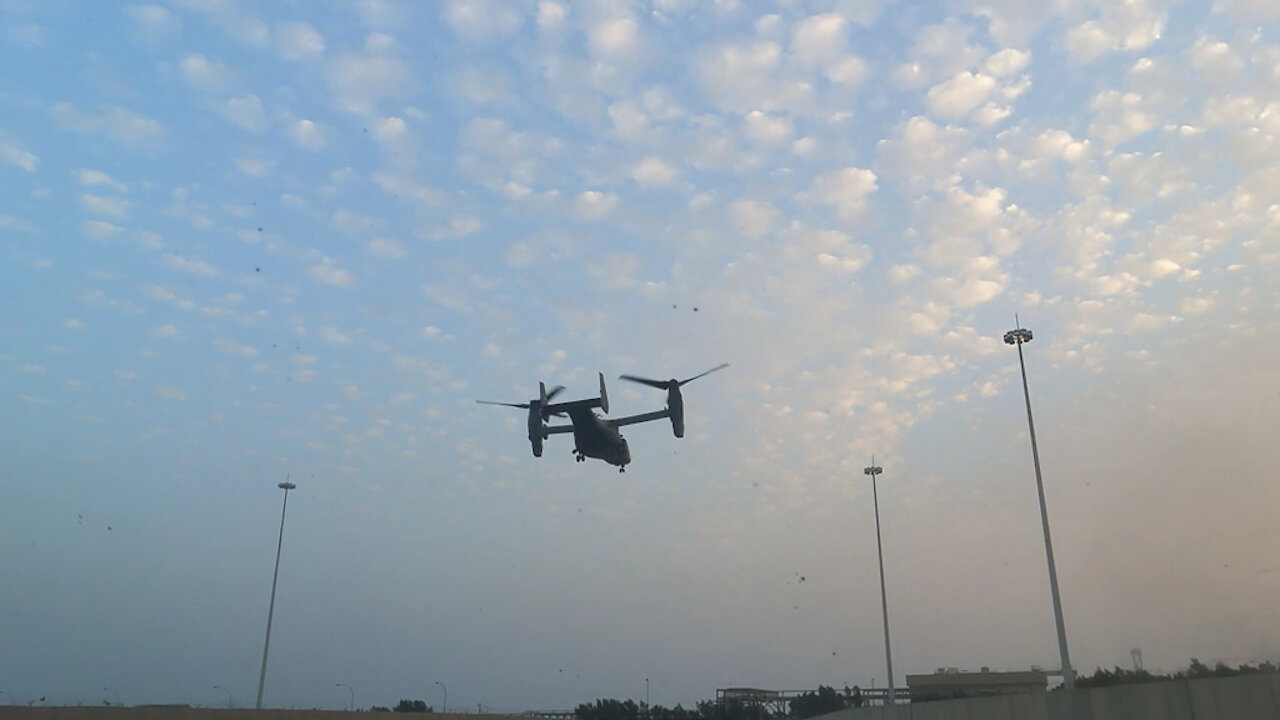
[213,685,232,708]
[1004,323,1074,690]
[256,480,297,709]
[435,681,447,713]
[336,683,354,711]
[863,460,895,705]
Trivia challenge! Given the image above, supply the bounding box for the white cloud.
[875,116,968,188]
[445,0,524,40]
[1202,95,1262,126]
[443,217,482,238]
[574,191,619,220]
[274,22,325,61]
[152,385,186,401]
[368,237,406,258]
[72,169,127,191]
[956,1,1054,45]
[320,326,352,344]
[926,71,998,119]
[730,200,779,239]
[50,103,165,148]
[78,194,130,219]
[370,116,410,148]
[83,220,123,239]
[805,167,878,221]
[125,4,181,41]
[985,48,1031,77]
[329,53,411,115]
[907,302,950,335]
[930,276,1005,308]
[1028,129,1091,165]
[1089,90,1159,146]
[588,15,644,63]
[1188,36,1244,84]
[307,257,357,287]
[234,157,275,177]
[631,157,678,185]
[744,110,792,145]
[150,324,180,338]
[213,338,257,358]
[0,137,37,171]
[222,95,267,131]
[162,253,217,277]
[890,264,921,283]
[1066,2,1167,64]
[825,55,868,86]
[63,318,85,330]
[287,119,329,150]
[699,40,804,113]
[333,209,385,235]
[1213,0,1280,24]
[179,53,233,91]
[537,2,569,30]
[899,19,987,87]
[791,14,846,67]
[0,213,33,231]
[139,284,196,311]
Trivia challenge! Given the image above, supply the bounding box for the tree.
[1077,666,1161,688]
[394,699,432,713]
[788,686,847,719]
[576,698,641,720]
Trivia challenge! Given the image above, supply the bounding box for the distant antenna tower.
[1131,648,1144,672]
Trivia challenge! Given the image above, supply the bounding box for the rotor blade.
[619,374,671,390]
[476,400,531,409]
[679,363,729,386]
[544,385,566,402]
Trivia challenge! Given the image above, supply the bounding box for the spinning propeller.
[619,363,729,391]
[476,382,566,456]
[476,383,565,418]
[619,363,728,438]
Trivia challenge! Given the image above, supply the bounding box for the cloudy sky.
[3,0,1280,711]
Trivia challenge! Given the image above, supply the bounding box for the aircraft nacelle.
[527,404,544,457]
[668,383,685,438]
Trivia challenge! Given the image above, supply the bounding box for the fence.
[813,673,1280,720]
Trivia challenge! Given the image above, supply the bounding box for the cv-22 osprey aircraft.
[477,364,728,472]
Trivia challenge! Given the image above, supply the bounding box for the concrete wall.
[4,677,1279,720]
[814,673,1280,720]
[0,710,528,720]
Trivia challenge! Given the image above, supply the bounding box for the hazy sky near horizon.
[3,0,1280,712]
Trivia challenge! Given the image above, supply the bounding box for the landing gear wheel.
[619,466,626,473]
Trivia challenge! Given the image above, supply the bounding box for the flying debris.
[477,364,728,472]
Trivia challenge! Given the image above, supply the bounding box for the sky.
[2,0,1280,712]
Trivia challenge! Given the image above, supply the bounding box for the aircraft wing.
[606,409,670,428]
[544,424,575,435]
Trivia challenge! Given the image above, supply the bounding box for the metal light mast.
[256,480,296,709]
[1003,323,1074,690]
[864,459,895,705]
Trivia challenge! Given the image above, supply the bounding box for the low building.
[905,667,1048,702]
